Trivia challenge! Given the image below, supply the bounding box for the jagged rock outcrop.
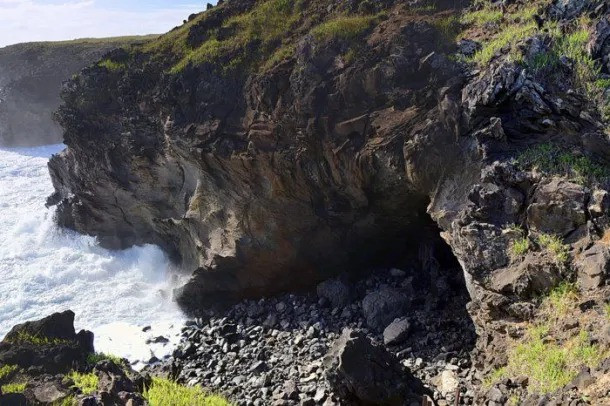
[0,311,151,406]
[323,329,424,404]
[47,1,610,394]
[0,38,153,147]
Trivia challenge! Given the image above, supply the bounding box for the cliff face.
[48,0,610,351]
[0,38,155,147]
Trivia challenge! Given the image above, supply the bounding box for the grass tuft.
[8,331,70,346]
[511,237,530,256]
[470,22,537,64]
[311,14,381,42]
[98,59,126,71]
[1,382,27,394]
[86,352,126,368]
[461,7,503,26]
[144,377,230,406]
[547,282,579,316]
[0,364,18,380]
[68,371,99,395]
[538,234,570,264]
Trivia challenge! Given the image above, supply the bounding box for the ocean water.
[0,144,185,367]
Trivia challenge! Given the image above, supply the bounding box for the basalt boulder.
[323,329,425,405]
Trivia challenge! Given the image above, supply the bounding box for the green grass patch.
[68,371,99,395]
[538,234,570,263]
[547,282,579,316]
[470,22,538,64]
[511,237,530,256]
[8,331,70,346]
[461,7,503,26]
[98,59,126,71]
[0,364,18,380]
[487,325,603,393]
[171,0,303,73]
[144,378,231,406]
[516,143,609,184]
[604,302,610,319]
[261,44,296,71]
[311,14,381,42]
[1,382,27,394]
[86,352,126,367]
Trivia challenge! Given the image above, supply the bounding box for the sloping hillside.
[0,37,156,147]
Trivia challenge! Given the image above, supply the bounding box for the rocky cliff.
[0,37,155,147]
[48,0,610,402]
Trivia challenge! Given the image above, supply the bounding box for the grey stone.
[362,288,409,330]
[383,318,411,346]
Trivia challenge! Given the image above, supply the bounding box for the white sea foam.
[0,144,185,367]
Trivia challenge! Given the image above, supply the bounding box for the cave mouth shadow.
[342,208,478,362]
[206,204,477,366]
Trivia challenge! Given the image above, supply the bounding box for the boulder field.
[38,0,610,403]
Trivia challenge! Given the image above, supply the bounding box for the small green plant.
[311,14,381,42]
[1,382,27,394]
[604,302,610,319]
[68,371,99,395]
[0,364,18,380]
[538,234,570,263]
[144,378,230,406]
[547,281,579,316]
[511,237,530,256]
[9,331,70,346]
[86,352,126,367]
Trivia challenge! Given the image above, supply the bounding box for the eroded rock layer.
[48,0,610,359]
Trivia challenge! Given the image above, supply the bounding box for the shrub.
[0,364,18,380]
[538,234,570,263]
[1,382,27,394]
[144,378,230,406]
[68,371,99,395]
[311,14,380,42]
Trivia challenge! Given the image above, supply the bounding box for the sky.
[0,0,213,47]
